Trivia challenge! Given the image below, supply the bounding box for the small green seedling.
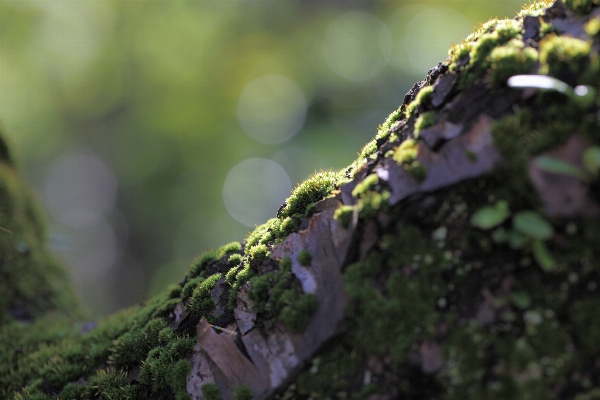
[533,146,600,182]
[507,74,597,108]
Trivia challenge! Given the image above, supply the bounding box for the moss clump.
[186,272,222,322]
[454,19,523,88]
[201,383,222,400]
[233,384,253,400]
[278,171,339,219]
[539,35,592,78]
[414,111,436,135]
[227,253,242,266]
[297,250,312,266]
[351,173,379,197]
[0,126,80,325]
[248,257,317,333]
[189,241,241,278]
[138,339,194,396]
[585,16,600,37]
[248,243,269,264]
[333,205,354,229]
[405,85,434,119]
[516,0,554,17]
[376,105,405,140]
[487,40,538,87]
[393,138,419,165]
[564,0,600,14]
[2,278,195,398]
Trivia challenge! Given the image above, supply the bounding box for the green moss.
[219,241,241,254]
[585,16,600,37]
[405,86,434,119]
[233,384,253,400]
[182,275,205,299]
[0,129,80,325]
[393,138,419,165]
[138,337,194,396]
[280,293,318,333]
[456,19,523,88]
[201,383,222,400]
[407,161,428,182]
[539,35,592,77]
[448,41,473,71]
[189,249,220,278]
[564,0,600,14]
[414,111,436,135]
[333,205,354,229]
[247,256,317,332]
[186,273,222,321]
[189,242,242,278]
[487,41,538,87]
[297,250,312,266]
[376,105,405,139]
[516,0,554,18]
[352,173,379,197]
[278,171,338,219]
[85,369,129,399]
[248,243,269,264]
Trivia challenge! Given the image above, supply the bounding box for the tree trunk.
[2,1,600,399]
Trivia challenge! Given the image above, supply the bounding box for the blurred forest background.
[1,0,527,316]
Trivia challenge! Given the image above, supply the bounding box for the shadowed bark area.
[2,1,600,399]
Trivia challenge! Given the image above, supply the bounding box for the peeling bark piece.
[241,327,301,392]
[231,197,350,393]
[418,119,463,150]
[196,317,267,399]
[187,344,218,400]
[528,134,600,217]
[522,16,541,41]
[233,285,256,335]
[551,18,587,38]
[380,115,502,206]
[431,73,458,108]
[192,198,353,398]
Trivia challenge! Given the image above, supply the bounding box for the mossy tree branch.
[2,0,600,399]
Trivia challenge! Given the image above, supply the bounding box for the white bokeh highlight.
[222,158,292,227]
[237,75,308,144]
[388,6,471,75]
[323,12,392,81]
[43,153,118,228]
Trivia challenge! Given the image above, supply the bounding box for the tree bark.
[2,1,600,399]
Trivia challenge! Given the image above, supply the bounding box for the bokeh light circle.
[323,11,392,81]
[236,75,307,144]
[43,152,118,228]
[388,6,471,75]
[222,158,292,227]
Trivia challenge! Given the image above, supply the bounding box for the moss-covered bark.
[2,0,600,399]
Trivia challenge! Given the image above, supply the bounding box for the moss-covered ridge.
[279,0,600,398]
[0,125,80,326]
[2,0,600,399]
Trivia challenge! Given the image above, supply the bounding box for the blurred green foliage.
[0,0,526,315]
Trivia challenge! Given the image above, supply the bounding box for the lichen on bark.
[2,0,600,399]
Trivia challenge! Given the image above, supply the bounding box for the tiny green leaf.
[470,200,510,229]
[512,211,554,240]
[583,146,600,176]
[508,229,527,249]
[533,156,588,181]
[532,239,556,272]
[510,291,531,309]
